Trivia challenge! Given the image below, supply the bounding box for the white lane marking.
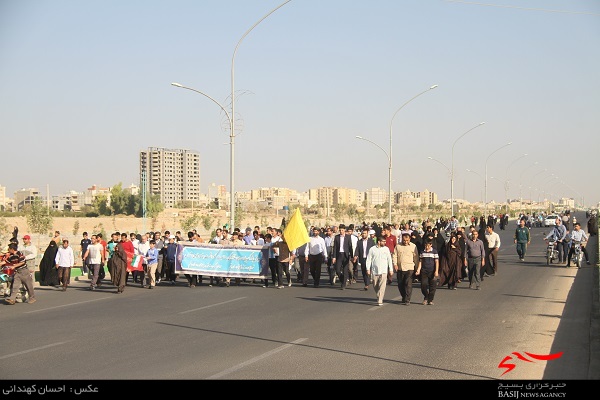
[0,342,69,360]
[178,297,247,314]
[207,338,308,379]
[25,297,113,314]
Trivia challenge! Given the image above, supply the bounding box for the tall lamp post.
[173,0,291,231]
[388,84,438,224]
[356,136,392,224]
[503,153,527,214]
[529,168,549,214]
[466,168,484,203]
[542,175,559,211]
[450,122,486,216]
[427,156,451,211]
[485,142,512,216]
[518,161,538,213]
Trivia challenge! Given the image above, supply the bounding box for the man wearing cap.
[2,243,36,305]
[18,234,38,282]
[331,224,353,290]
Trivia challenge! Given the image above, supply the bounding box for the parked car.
[544,215,559,227]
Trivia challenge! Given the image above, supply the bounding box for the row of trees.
[0,183,165,245]
[90,183,163,218]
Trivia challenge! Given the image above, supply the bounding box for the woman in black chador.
[39,240,60,287]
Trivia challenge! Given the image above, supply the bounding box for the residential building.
[140,147,200,209]
[13,188,40,211]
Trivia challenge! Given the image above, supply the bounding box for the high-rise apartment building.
[140,147,200,209]
[13,188,40,211]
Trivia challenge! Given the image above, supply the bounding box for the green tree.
[25,198,53,237]
[93,194,111,216]
[144,194,164,218]
[180,213,200,233]
[0,217,9,247]
[109,183,128,215]
[234,206,245,231]
[333,204,343,221]
[73,219,80,236]
[126,193,137,215]
[93,222,107,240]
[201,214,214,231]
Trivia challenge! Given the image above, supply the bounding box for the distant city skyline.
[1,1,598,205]
[2,181,581,209]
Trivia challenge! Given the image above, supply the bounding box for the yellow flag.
[283,208,310,251]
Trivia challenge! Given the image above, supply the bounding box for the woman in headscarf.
[431,227,446,258]
[438,234,462,290]
[39,240,60,287]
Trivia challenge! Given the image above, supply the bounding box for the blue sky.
[1,0,599,207]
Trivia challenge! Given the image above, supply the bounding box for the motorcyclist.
[567,222,590,267]
[544,218,568,265]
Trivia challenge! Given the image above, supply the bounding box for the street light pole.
[518,161,539,214]
[529,168,549,212]
[388,84,438,224]
[450,122,486,216]
[229,0,291,230]
[466,168,484,203]
[356,135,391,224]
[427,156,451,210]
[485,142,512,216]
[173,1,290,232]
[503,153,527,214]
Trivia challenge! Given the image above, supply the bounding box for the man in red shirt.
[383,226,397,253]
[383,225,397,284]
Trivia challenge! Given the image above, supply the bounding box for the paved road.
[1,214,597,392]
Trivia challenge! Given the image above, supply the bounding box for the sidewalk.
[587,234,599,379]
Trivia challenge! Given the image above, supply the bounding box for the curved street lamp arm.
[486,142,512,165]
[519,161,539,182]
[466,168,484,180]
[356,136,390,162]
[427,156,450,174]
[451,122,486,161]
[231,0,292,137]
[389,85,439,136]
[171,83,233,126]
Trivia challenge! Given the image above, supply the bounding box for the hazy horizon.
[2,0,599,206]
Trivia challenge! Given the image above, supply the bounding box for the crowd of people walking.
[2,209,597,307]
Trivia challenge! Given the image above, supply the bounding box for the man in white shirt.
[83,235,106,290]
[137,234,150,288]
[366,237,394,306]
[567,222,590,267]
[18,234,38,281]
[55,239,75,291]
[484,224,501,276]
[304,227,328,287]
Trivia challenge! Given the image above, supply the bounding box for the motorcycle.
[546,240,559,265]
[0,265,29,302]
[571,241,583,269]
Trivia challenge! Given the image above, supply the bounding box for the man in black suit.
[353,227,376,291]
[332,224,353,290]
